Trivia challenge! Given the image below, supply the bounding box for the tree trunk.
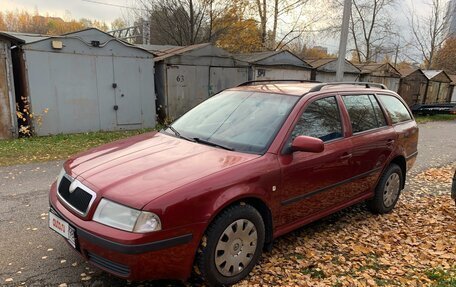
[190,0,195,44]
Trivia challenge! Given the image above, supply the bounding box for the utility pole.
[336,0,352,82]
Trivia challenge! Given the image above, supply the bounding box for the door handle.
[340,153,352,160]
[386,139,395,146]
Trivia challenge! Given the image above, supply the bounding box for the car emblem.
[69,181,78,194]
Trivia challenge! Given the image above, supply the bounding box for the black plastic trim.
[281,167,382,206]
[77,229,193,255]
[87,251,130,276]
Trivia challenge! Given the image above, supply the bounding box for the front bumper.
[49,182,205,281]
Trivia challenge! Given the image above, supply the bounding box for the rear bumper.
[406,151,418,172]
[49,182,205,281]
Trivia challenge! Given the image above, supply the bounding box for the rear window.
[378,95,412,124]
[342,95,387,133]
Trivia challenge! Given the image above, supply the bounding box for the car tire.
[367,163,403,214]
[195,203,265,287]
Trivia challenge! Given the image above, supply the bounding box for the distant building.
[446,0,456,37]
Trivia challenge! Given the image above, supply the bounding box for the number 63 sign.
[176,75,185,82]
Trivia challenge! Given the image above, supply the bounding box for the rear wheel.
[367,164,403,214]
[195,203,265,286]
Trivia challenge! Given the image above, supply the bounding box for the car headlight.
[93,199,162,233]
[56,168,66,188]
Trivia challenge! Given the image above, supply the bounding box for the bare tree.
[408,0,449,69]
[134,0,209,45]
[250,0,314,49]
[348,0,396,63]
[131,0,250,46]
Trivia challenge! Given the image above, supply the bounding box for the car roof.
[230,81,391,97]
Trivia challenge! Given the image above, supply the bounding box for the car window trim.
[279,93,346,155]
[340,93,389,134]
[350,125,391,138]
[376,93,414,124]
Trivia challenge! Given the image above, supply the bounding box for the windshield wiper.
[193,137,234,151]
[166,126,195,142]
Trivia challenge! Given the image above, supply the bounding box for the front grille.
[87,252,130,276]
[58,176,93,215]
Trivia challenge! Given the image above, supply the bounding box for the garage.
[1,28,156,136]
[235,50,312,81]
[144,43,249,121]
[306,58,360,82]
[0,33,18,139]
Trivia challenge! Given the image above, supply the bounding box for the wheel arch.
[389,155,407,189]
[201,195,274,251]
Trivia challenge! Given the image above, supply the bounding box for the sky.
[0,0,134,23]
[0,0,442,59]
[0,0,431,26]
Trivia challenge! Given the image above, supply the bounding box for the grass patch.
[301,266,326,279]
[0,128,154,166]
[415,114,456,124]
[426,268,456,287]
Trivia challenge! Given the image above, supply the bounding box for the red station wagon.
[49,81,419,286]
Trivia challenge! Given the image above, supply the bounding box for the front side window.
[168,90,299,154]
[291,96,343,142]
[378,94,412,124]
[342,94,386,133]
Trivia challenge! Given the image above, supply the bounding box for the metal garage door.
[209,67,249,96]
[0,43,14,139]
[166,65,209,120]
[112,57,142,125]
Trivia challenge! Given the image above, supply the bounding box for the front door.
[278,95,353,226]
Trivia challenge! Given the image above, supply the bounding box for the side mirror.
[291,136,324,153]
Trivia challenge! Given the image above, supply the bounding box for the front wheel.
[195,203,265,286]
[367,163,403,214]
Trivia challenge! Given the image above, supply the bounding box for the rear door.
[377,94,419,170]
[340,93,396,196]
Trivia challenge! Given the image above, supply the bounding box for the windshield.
[165,90,299,154]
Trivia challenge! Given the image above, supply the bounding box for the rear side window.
[291,96,343,142]
[342,95,387,133]
[378,95,412,124]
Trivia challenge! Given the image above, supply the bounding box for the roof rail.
[237,79,321,86]
[309,82,388,92]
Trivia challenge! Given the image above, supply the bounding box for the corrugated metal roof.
[234,51,282,63]
[398,67,419,77]
[138,44,181,53]
[152,43,211,61]
[356,62,401,77]
[235,50,311,68]
[355,63,385,73]
[422,70,443,80]
[0,31,49,44]
[306,58,337,68]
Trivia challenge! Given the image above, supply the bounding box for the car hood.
[66,132,259,209]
